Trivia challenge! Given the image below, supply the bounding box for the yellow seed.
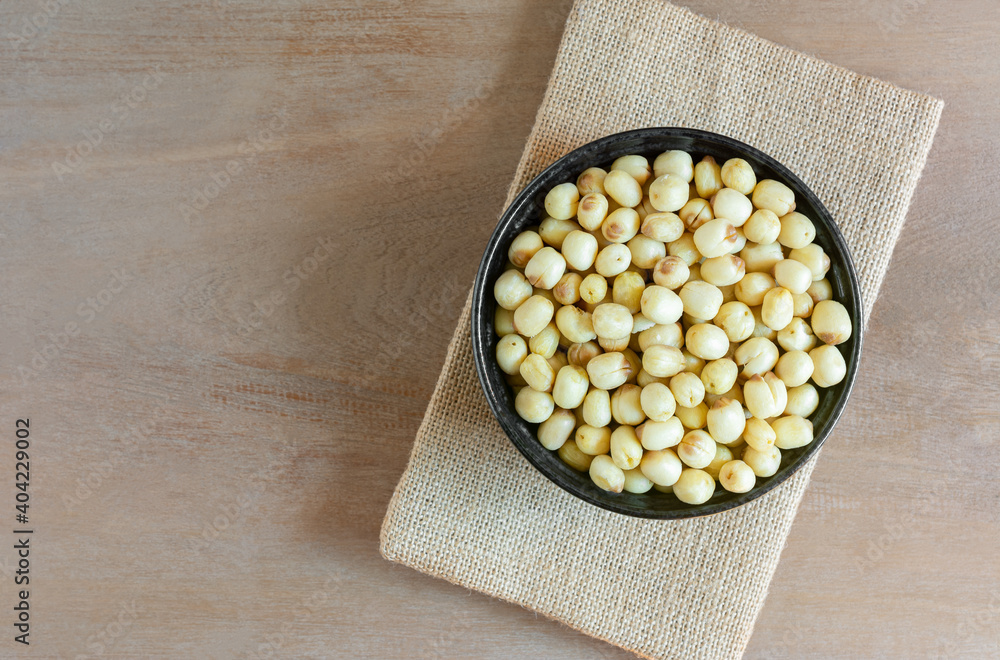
[653,150,694,181]
[649,174,690,212]
[700,255,746,287]
[519,353,555,392]
[789,243,831,281]
[777,317,817,352]
[706,397,746,445]
[552,364,589,409]
[623,468,655,494]
[539,217,581,250]
[639,418,684,450]
[613,271,646,314]
[743,417,776,452]
[701,358,738,395]
[586,351,633,390]
[594,244,633,277]
[741,241,784,274]
[638,322,684,352]
[494,269,533,310]
[524,246,567,289]
[642,344,686,378]
[811,300,853,346]
[693,218,739,258]
[713,301,755,342]
[675,402,708,430]
[579,273,609,305]
[667,233,703,266]
[773,259,813,295]
[670,371,705,408]
[508,230,544,268]
[772,415,814,449]
[743,209,781,244]
[751,179,795,216]
[496,333,528,375]
[672,468,716,504]
[494,306,516,336]
[735,337,780,380]
[705,444,734,480]
[576,167,608,196]
[743,372,787,419]
[589,454,625,492]
[555,304,596,343]
[640,285,684,325]
[719,460,756,493]
[611,154,652,186]
[685,323,730,360]
[680,280,724,320]
[694,156,724,199]
[602,207,641,243]
[711,187,753,226]
[777,212,816,249]
[537,408,576,450]
[809,345,847,387]
[610,425,644,470]
[611,384,646,426]
[734,271,775,307]
[627,234,667,269]
[513,294,555,338]
[529,322,561,359]
[742,444,781,477]
[640,448,683,486]
[761,286,794,331]
[575,424,613,455]
[785,384,819,417]
[544,182,580,220]
[652,256,690,289]
[603,169,643,208]
[592,302,633,340]
[567,341,602,367]
[679,198,713,230]
[775,350,814,388]
[557,439,594,472]
[514,387,554,423]
[720,158,757,195]
[582,387,612,427]
[640,382,676,421]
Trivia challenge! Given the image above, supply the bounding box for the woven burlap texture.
[380,1,943,658]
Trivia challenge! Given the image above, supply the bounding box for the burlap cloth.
[380,1,943,657]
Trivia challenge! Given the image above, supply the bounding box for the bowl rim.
[471,126,864,519]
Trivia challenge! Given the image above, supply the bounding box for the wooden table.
[1,0,997,657]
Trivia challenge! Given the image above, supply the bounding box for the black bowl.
[471,127,863,519]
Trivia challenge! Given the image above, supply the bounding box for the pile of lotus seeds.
[493,150,853,505]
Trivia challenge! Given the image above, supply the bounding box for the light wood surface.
[1,0,997,658]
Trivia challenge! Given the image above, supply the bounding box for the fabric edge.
[379,287,475,562]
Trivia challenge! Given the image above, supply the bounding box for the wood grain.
[0,0,997,657]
